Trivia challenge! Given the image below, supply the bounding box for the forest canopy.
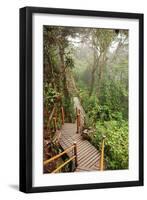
[43,25,129,170]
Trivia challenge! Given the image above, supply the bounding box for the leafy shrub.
[91,120,128,170]
[62,96,76,123]
[79,89,128,170]
[80,92,112,124]
[43,83,61,110]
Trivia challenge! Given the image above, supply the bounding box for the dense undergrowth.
[79,89,128,170]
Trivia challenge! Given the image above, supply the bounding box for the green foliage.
[94,29,116,52]
[43,83,61,110]
[79,89,128,170]
[99,78,128,119]
[91,120,128,170]
[79,90,112,123]
[80,90,99,115]
[62,96,76,123]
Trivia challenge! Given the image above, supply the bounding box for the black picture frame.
[19,6,144,193]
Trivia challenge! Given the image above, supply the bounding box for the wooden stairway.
[58,123,100,171]
[44,105,104,173]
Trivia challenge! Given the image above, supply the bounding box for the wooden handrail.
[52,155,76,173]
[44,144,75,166]
[45,105,79,172]
[44,142,78,173]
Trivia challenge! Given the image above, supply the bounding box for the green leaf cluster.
[91,120,128,170]
[43,83,61,110]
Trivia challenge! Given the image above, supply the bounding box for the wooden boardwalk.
[58,123,100,172]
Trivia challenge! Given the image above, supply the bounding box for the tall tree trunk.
[96,51,107,98]
[59,46,69,97]
[47,55,55,88]
[59,45,72,122]
[89,68,96,97]
[89,49,98,97]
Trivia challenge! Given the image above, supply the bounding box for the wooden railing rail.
[52,155,76,173]
[44,142,78,172]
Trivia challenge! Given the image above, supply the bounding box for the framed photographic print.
[19,7,144,193]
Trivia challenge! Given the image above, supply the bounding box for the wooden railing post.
[76,107,78,116]
[78,109,81,127]
[61,106,64,125]
[100,136,106,171]
[76,107,78,133]
[76,109,81,133]
[76,114,79,133]
[53,117,57,132]
[73,142,78,168]
[76,109,79,133]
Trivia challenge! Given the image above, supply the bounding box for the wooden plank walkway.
[58,123,100,172]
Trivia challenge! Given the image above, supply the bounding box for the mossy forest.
[43,25,129,173]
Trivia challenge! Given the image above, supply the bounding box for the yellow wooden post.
[61,107,64,125]
[73,142,78,167]
[53,117,57,132]
[100,136,106,171]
